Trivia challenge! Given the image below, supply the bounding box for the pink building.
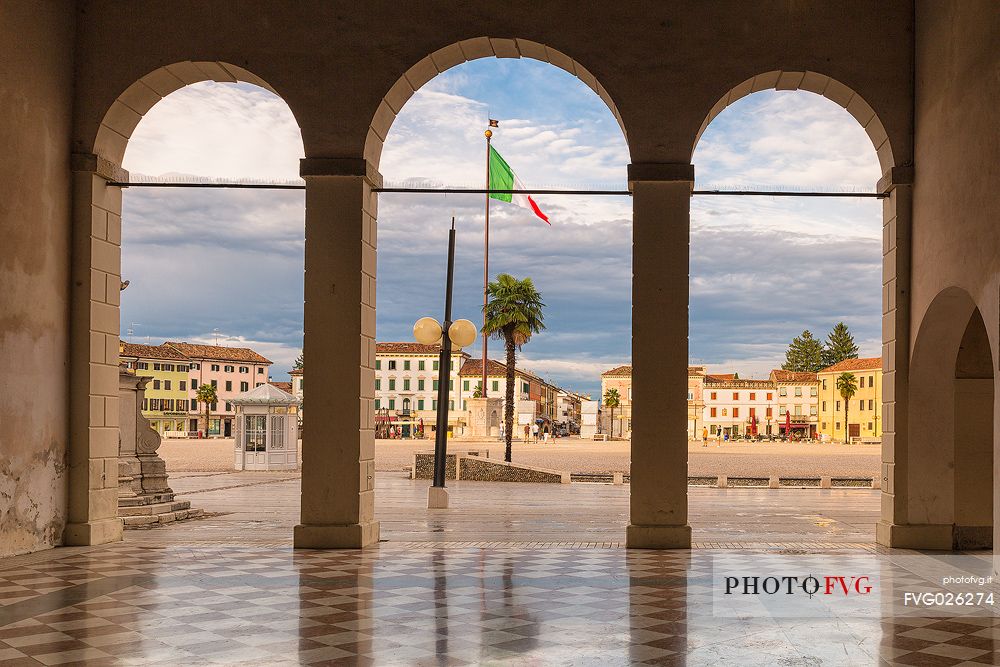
[165,342,272,437]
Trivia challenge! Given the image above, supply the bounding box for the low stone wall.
[412,450,491,480]
[458,456,570,484]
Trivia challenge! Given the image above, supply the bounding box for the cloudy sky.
[121,58,882,398]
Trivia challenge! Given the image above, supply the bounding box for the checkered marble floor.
[1,543,999,665]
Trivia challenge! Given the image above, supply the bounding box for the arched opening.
[690,74,891,546]
[907,287,994,549]
[70,62,305,544]
[368,42,633,543]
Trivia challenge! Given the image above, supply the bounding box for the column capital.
[627,162,694,191]
[300,157,383,188]
[71,153,129,183]
[877,164,914,193]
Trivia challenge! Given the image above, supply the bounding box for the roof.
[704,373,736,383]
[769,370,818,383]
[704,378,773,389]
[270,381,293,393]
[819,357,882,374]
[376,342,470,356]
[289,368,303,376]
[601,365,632,378]
[165,341,271,364]
[119,341,189,361]
[458,358,544,383]
[230,383,298,405]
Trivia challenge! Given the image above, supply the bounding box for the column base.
[876,521,952,549]
[626,524,692,549]
[427,486,449,509]
[63,517,123,546]
[294,521,380,549]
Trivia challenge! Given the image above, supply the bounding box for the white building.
[375,342,469,436]
[702,378,775,439]
[769,369,820,438]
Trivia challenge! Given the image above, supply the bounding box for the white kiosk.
[232,384,300,471]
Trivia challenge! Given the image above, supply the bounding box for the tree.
[195,383,218,436]
[836,372,858,442]
[782,330,825,372]
[823,322,859,367]
[603,388,621,439]
[483,274,546,462]
[293,351,304,370]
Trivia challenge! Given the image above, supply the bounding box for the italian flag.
[488,146,550,224]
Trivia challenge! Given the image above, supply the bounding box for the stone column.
[875,166,919,548]
[294,158,380,548]
[64,154,126,546]
[626,163,693,548]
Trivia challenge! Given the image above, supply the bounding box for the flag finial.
[485,129,492,139]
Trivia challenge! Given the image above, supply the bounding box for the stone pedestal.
[118,370,202,528]
[465,397,503,438]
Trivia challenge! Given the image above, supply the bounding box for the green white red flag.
[488,146,549,224]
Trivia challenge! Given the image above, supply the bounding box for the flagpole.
[482,128,492,399]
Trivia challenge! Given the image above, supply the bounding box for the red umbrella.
[785,410,791,435]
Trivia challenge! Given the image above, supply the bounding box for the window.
[449,400,454,410]
[766,407,772,417]
[211,379,218,389]
[154,363,161,371]
[225,402,232,412]
[239,366,248,373]
[225,381,232,392]
[779,406,787,416]
[810,386,817,396]
[779,387,787,396]
[402,398,410,410]
[749,407,756,418]
[298,379,303,390]
[418,379,425,391]
[523,382,530,393]
[240,382,248,392]
[822,422,827,429]
[433,361,439,371]
[732,392,739,400]
[388,379,396,390]
[794,405,802,415]
[492,380,499,392]
[869,375,874,387]
[433,380,438,391]
[836,422,841,430]
[464,380,470,391]
[191,363,200,370]
[432,399,437,410]
[710,407,717,417]
[418,399,424,410]
[164,380,171,390]
[766,392,773,400]
[418,360,425,371]
[163,364,174,372]
[375,399,381,410]
[192,379,198,389]
[859,377,865,388]
[868,422,873,430]
[733,408,739,418]
[822,379,827,390]
[375,379,381,390]
[749,393,755,401]
[868,399,874,410]
[688,392,693,400]
[463,400,467,410]
[710,392,717,400]
[810,406,818,416]
[403,379,410,390]
[255,382,263,388]
[180,381,186,391]
[375,360,381,370]
[388,360,396,370]
[211,402,217,411]
[403,360,410,371]
[224,365,234,373]
[137,362,148,370]
[211,364,220,371]
[388,399,395,410]
[153,380,160,390]
[794,387,802,397]
[836,400,840,411]
[822,400,826,411]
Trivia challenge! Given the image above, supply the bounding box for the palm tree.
[195,383,218,437]
[836,372,858,443]
[603,388,621,439]
[472,381,483,398]
[483,274,545,462]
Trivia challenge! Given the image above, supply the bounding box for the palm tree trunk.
[610,407,615,438]
[845,401,849,443]
[504,336,516,462]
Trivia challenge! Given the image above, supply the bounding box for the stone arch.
[92,61,297,165]
[692,70,895,173]
[907,287,994,548]
[361,37,628,169]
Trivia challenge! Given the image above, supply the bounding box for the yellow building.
[120,342,192,435]
[817,357,882,443]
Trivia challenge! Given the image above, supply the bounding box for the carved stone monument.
[118,369,201,527]
[465,397,503,439]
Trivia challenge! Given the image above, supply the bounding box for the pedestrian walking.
[531,422,539,443]
[524,424,530,443]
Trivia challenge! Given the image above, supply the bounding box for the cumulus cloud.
[120,62,881,396]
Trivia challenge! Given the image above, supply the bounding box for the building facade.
[164,342,272,437]
[702,379,776,439]
[769,370,820,438]
[375,342,469,436]
[119,342,192,435]
[817,357,883,442]
[600,365,633,438]
[459,359,560,432]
